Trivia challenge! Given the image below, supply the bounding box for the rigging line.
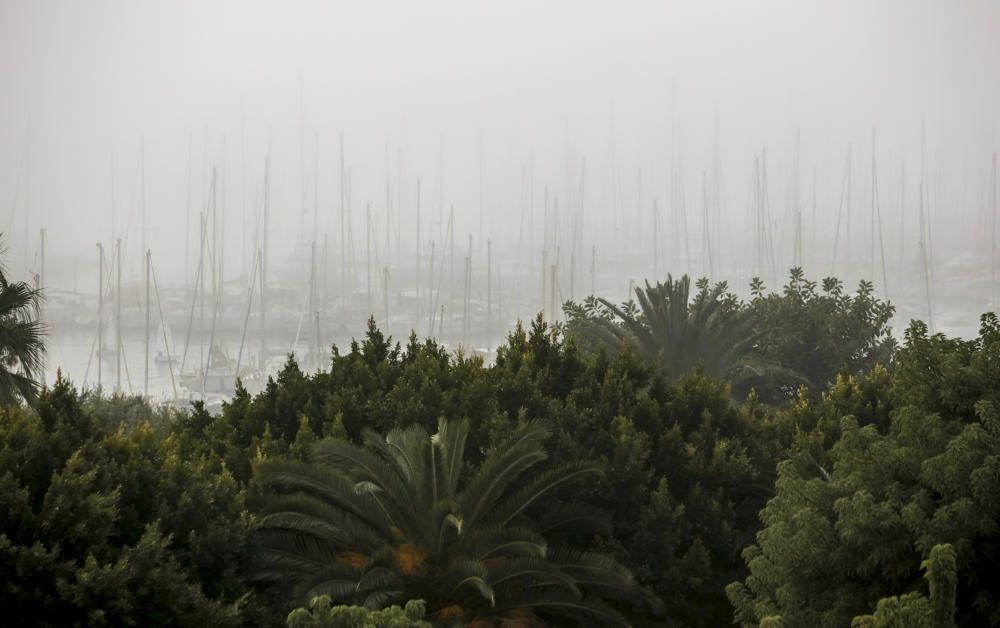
[830,148,851,276]
[430,208,454,336]
[150,256,178,402]
[81,329,99,389]
[872,153,890,298]
[202,174,221,398]
[179,211,208,377]
[234,248,259,381]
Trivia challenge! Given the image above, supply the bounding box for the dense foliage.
[728,315,1000,627]
[0,266,994,627]
[256,418,655,625]
[564,268,895,402]
[0,379,255,626]
[0,252,46,404]
[287,596,432,628]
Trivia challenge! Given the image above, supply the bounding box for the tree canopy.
[0,244,46,404]
[0,266,995,628]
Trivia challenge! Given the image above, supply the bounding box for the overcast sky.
[2,0,999,285]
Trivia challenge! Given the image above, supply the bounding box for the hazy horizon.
[3,0,1000,393]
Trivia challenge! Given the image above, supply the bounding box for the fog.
[2,0,999,399]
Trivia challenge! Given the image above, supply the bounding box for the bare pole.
[185,134,193,293]
[793,129,802,269]
[199,204,206,385]
[179,211,207,380]
[542,186,548,310]
[116,238,122,393]
[548,263,557,322]
[299,76,307,280]
[760,149,777,283]
[314,133,320,238]
[569,250,575,303]
[528,153,535,293]
[430,210,453,337]
[992,151,998,306]
[870,130,876,280]
[652,199,660,278]
[637,166,643,254]
[898,160,906,289]
[438,133,445,246]
[497,264,503,345]
[340,134,346,312]
[543,250,551,321]
[702,170,715,278]
[262,156,270,360]
[871,129,889,296]
[575,156,586,298]
[923,123,936,286]
[449,205,455,328]
[309,239,317,368]
[383,267,389,333]
[397,146,403,268]
[831,145,852,276]
[427,240,436,336]
[97,243,104,391]
[919,180,934,330]
[240,106,247,282]
[464,234,472,346]
[846,142,853,280]
[141,138,146,276]
[110,152,116,279]
[754,155,763,278]
[366,204,372,315]
[920,121,934,328]
[713,108,724,275]
[385,144,391,267]
[149,255,177,402]
[24,121,30,272]
[487,238,492,352]
[220,140,227,332]
[144,249,150,398]
[463,254,470,347]
[39,229,45,325]
[811,166,817,272]
[478,128,484,249]
[258,248,265,367]
[416,178,421,303]
[235,250,258,379]
[591,243,596,297]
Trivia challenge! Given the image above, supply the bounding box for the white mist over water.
[2,1,999,398]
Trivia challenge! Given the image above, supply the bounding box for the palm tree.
[254,419,658,626]
[0,247,45,404]
[565,275,789,394]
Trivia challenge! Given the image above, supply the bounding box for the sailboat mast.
[141,138,146,272]
[487,238,492,352]
[39,229,46,383]
[116,238,122,393]
[308,239,317,368]
[871,129,889,295]
[366,204,372,315]
[144,249,150,398]
[339,134,346,312]
[427,240,435,337]
[24,122,30,272]
[385,145,391,265]
[992,152,997,306]
[97,243,104,391]
[416,178,421,303]
[262,157,269,360]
